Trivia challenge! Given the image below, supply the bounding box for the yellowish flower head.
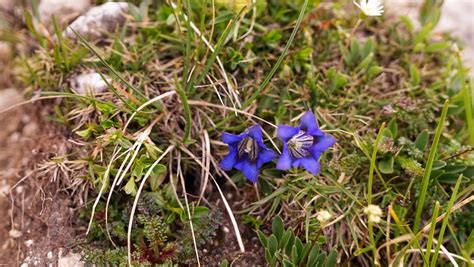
[364,204,383,223]
[215,0,252,13]
[316,210,333,224]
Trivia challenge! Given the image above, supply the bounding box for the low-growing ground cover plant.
[5,0,473,265]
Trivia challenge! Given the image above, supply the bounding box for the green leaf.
[300,243,313,265]
[219,259,229,267]
[463,230,474,257]
[361,37,375,58]
[76,128,92,138]
[409,64,421,86]
[378,157,395,174]
[272,216,285,241]
[432,160,447,170]
[307,244,320,267]
[257,230,268,247]
[294,237,304,262]
[444,165,467,174]
[388,118,398,138]
[368,65,382,78]
[437,173,467,184]
[282,259,295,267]
[291,245,298,264]
[415,130,429,150]
[325,249,338,267]
[350,38,361,64]
[268,235,278,255]
[314,252,326,267]
[426,42,451,53]
[149,164,167,191]
[265,248,274,266]
[193,206,209,218]
[280,228,292,249]
[132,160,145,179]
[382,128,393,138]
[124,178,137,196]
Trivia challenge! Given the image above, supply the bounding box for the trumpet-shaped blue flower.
[276,111,336,175]
[220,125,277,183]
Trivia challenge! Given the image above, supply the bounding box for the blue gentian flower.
[276,111,336,175]
[220,125,277,183]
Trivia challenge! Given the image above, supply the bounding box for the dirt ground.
[0,104,84,266]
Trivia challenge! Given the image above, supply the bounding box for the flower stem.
[368,123,385,205]
[368,220,378,266]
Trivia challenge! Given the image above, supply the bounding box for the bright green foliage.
[257,216,338,267]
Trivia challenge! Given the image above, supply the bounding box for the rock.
[0,41,12,62]
[38,0,90,28]
[0,89,23,111]
[9,229,22,238]
[0,0,14,12]
[24,240,34,247]
[386,0,474,73]
[64,2,129,40]
[0,180,9,197]
[58,252,84,267]
[70,72,111,94]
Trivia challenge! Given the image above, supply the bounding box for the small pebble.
[9,229,22,238]
[24,240,34,247]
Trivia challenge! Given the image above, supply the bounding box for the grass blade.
[71,28,147,101]
[243,0,309,108]
[368,123,385,205]
[424,201,440,265]
[430,174,464,267]
[455,48,474,145]
[413,100,449,232]
[175,80,192,143]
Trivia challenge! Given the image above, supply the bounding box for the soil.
[0,103,83,266]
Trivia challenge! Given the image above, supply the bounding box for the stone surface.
[0,0,14,12]
[386,0,474,71]
[57,252,84,267]
[38,0,91,28]
[64,2,128,40]
[0,41,12,62]
[0,88,23,111]
[70,72,111,94]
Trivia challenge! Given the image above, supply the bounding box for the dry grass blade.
[177,151,201,266]
[86,146,122,235]
[180,146,246,252]
[198,130,211,204]
[169,1,240,109]
[122,91,176,133]
[127,145,174,266]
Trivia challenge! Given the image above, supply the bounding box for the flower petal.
[222,132,242,144]
[276,144,292,170]
[299,111,323,136]
[277,125,299,141]
[247,124,263,142]
[257,148,277,168]
[300,157,321,175]
[220,150,238,170]
[312,134,336,152]
[235,160,259,183]
[292,158,302,168]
